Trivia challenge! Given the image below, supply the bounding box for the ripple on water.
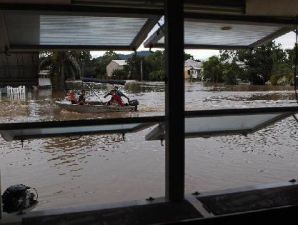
[42,134,124,172]
[0,83,298,209]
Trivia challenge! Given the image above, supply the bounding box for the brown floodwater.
[0,82,298,210]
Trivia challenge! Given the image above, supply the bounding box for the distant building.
[106,60,127,77]
[38,70,52,89]
[184,59,202,80]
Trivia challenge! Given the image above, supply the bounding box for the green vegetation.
[112,69,128,80]
[40,41,297,87]
[93,51,120,79]
[202,41,295,85]
[40,51,90,90]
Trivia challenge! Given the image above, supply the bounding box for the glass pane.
[146,113,287,140]
[185,113,282,133]
[0,123,144,141]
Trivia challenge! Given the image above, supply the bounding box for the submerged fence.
[6,86,26,100]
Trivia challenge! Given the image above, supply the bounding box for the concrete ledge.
[1,182,298,225]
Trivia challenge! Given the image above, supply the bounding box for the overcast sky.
[91,31,297,61]
[187,31,296,60]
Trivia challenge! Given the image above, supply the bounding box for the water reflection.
[125,81,165,93]
[0,82,298,209]
[43,134,124,175]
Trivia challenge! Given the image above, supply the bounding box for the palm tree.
[39,51,82,90]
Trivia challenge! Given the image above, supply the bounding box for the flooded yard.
[0,82,298,210]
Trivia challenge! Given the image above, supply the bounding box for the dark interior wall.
[0,15,8,53]
[0,13,39,87]
[0,52,39,87]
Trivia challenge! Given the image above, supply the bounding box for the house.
[184,59,202,80]
[106,60,127,77]
[1,1,298,224]
[38,70,52,89]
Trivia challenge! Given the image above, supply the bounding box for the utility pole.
[140,59,143,81]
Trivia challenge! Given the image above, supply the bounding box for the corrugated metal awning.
[144,16,295,49]
[1,13,160,51]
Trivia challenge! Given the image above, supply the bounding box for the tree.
[236,41,286,84]
[72,50,92,78]
[126,53,143,80]
[94,51,119,79]
[112,69,129,80]
[202,56,224,83]
[270,62,293,85]
[39,51,81,90]
[144,50,165,81]
[184,52,194,60]
[285,44,298,71]
[148,70,165,81]
[222,62,243,85]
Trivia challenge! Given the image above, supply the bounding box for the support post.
[164,0,185,201]
[0,170,2,219]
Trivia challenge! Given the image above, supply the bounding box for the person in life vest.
[67,90,78,104]
[78,89,86,105]
[104,86,130,106]
[106,89,124,106]
[114,86,129,101]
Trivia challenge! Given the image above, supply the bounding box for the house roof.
[112,60,127,66]
[185,59,201,68]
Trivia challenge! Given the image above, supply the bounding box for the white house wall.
[106,61,124,77]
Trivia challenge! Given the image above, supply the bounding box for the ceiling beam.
[0,3,163,17]
[9,44,133,51]
[130,16,161,50]
[249,26,295,48]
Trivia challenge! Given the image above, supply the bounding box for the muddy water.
[0,82,298,210]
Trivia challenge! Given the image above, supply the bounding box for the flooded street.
[0,82,298,210]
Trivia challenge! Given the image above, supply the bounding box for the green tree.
[39,51,81,90]
[112,69,129,80]
[184,52,194,60]
[236,41,286,84]
[126,54,143,80]
[84,58,98,78]
[143,50,165,81]
[219,50,237,62]
[222,62,243,85]
[148,70,165,81]
[285,44,298,72]
[95,51,119,79]
[70,50,92,78]
[270,62,293,85]
[202,56,224,83]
